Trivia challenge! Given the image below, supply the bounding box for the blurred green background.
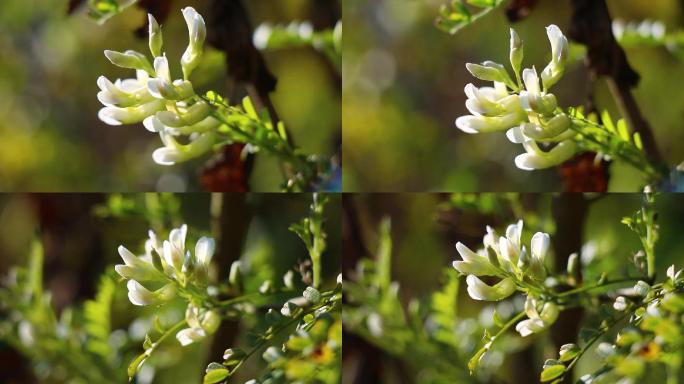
[0,0,340,191]
[0,193,341,383]
[343,193,684,382]
[342,0,684,192]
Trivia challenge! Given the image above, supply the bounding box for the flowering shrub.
[0,194,341,383]
[454,24,661,180]
[343,193,684,383]
[96,6,340,191]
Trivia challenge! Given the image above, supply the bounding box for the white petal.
[153,147,181,165]
[506,220,523,248]
[127,280,155,306]
[195,237,215,266]
[143,115,165,132]
[118,245,139,266]
[531,232,550,262]
[465,275,516,301]
[455,242,482,263]
[506,126,526,143]
[153,56,171,83]
[176,327,206,346]
[515,318,545,337]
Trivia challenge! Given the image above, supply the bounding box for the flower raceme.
[455,25,578,171]
[453,220,559,337]
[97,8,220,166]
[115,224,219,346]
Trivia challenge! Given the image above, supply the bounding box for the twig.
[568,0,664,165]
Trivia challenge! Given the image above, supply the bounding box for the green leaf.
[376,217,392,289]
[467,346,487,374]
[203,368,230,384]
[84,274,115,358]
[559,343,580,362]
[242,97,258,119]
[540,364,565,382]
[633,132,643,150]
[467,0,497,7]
[616,119,630,141]
[601,110,615,132]
[128,353,148,380]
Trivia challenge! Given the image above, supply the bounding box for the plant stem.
[556,277,645,297]
[563,311,629,375]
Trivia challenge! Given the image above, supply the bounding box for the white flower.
[465,275,516,301]
[152,131,217,165]
[97,72,155,108]
[514,138,578,170]
[507,114,573,144]
[180,7,206,79]
[519,67,558,115]
[194,236,215,267]
[114,245,162,282]
[465,61,516,89]
[176,305,221,346]
[509,28,523,79]
[126,280,175,306]
[455,112,526,134]
[452,242,498,276]
[104,49,154,73]
[516,296,558,337]
[162,224,187,273]
[456,81,526,134]
[613,296,627,311]
[528,232,549,280]
[148,14,163,58]
[634,280,650,297]
[667,265,682,282]
[541,25,568,90]
[98,99,165,126]
[176,327,206,346]
[147,56,195,100]
[154,101,212,128]
[253,23,273,50]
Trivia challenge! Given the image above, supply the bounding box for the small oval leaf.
[540,364,565,382]
[203,368,230,384]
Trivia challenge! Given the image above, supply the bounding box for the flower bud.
[465,275,516,301]
[104,50,154,74]
[229,261,242,287]
[181,7,206,79]
[566,252,579,278]
[613,296,628,311]
[634,280,650,297]
[509,28,523,80]
[466,61,516,89]
[148,14,163,58]
[541,25,568,90]
[195,237,215,267]
[200,310,221,334]
[156,102,211,127]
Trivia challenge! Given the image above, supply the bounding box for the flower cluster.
[97,8,220,165]
[115,224,220,345]
[455,25,579,170]
[453,220,559,337]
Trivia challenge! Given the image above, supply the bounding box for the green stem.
[563,311,630,375]
[495,310,526,339]
[556,277,645,297]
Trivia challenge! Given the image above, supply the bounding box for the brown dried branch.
[569,0,663,164]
